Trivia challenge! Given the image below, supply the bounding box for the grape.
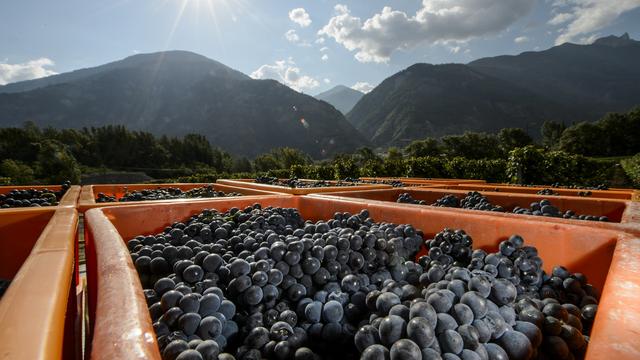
[390,339,421,360]
[406,317,435,348]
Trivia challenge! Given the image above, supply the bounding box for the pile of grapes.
[0,181,71,208]
[129,205,599,360]
[343,178,407,188]
[96,185,242,203]
[398,193,608,222]
[513,200,608,222]
[255,177,362,189]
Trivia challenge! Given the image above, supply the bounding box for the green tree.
[254,154,280,171]
[541,120,566,149]
[0,159,35,185]
[404,138,441,157]
[386,147,404,161]
[441,132,502,159]
[271,147,311,169]
[558,122,600,156]
[35,140,81,184]
[232,157,253,173]
[498,128,533,153]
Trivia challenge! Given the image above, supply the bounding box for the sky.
[1,0,640,94]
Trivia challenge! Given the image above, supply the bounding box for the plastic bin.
[0,185,81,210]
[310,187,640,234]
[0,207,78,359]
[427,183,635,200]
[359,177,487,185]
[78,183,284,213]
[216,179,392,195]
[84,196,639,359]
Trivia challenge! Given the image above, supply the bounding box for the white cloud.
[449,46,461,54]
[319,1,536,63]
[514,36,529,43]
[285,29,300,43]
[324,78,331,84]
[250,59,319,92]
[550,0,640,45]
[315,37,325,44]
[320,47,329,52]
[352,82,375,93]
[0,57,57,85]
[321,54,329,61]
[289,8,311,27]
[548,12,575,26]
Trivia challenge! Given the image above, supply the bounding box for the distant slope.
[347,64,568,146]
[468,33,640,114]
[0,51,368,158]
[0,51,249,93]
[315,85,364,115]
[348,33,640,147]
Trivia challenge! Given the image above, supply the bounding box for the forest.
[1,107,639,187]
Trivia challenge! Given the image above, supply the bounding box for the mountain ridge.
[0,51,368,158]
[314,85,364,115]
[347,33,640,147]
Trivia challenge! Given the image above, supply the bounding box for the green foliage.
[404,138,441,158]
[35,140,81,184]
[232,157,253,173]
[498,128,533,153]
[507,145,618,186]
[507,146,546,184]
[386,147,404,161]
[541,120,566,149]
[405,157,446,178]
[441,132,503,159]
[557,108,640,156]
[0,159,36,185]
[444,158,507,183]
[254,147,311,172]
[333,155,359,179]
[621,154,640,188]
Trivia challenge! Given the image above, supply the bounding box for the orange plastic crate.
[0,207,78,359]
[428,183,635,200]
[217,179,392,195]
[0,185,81,210]
[311,187,640,234]
[84,196,639,359]
[78,183,284,213]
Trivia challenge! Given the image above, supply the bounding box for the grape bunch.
[536,189,558,196]
[344,178,406,188]
[513,200,608,222]
[96,185,242,203]
[431,195,459,208]
[459,192,505,212]
[0,181,71,208]
[396,193,426,205]
[255,177,334,188]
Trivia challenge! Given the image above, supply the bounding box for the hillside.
[348,34,640,147]
[0,51,368,158]
[314,85,364,114]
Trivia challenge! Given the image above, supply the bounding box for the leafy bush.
[0,159,36,185]
[507,146,620,186]
[36,140,81,184]
[621,154,640,187]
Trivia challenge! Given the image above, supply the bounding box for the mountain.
[348,33,640,147]
[0,51,368,158]
[315,85,364,114]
